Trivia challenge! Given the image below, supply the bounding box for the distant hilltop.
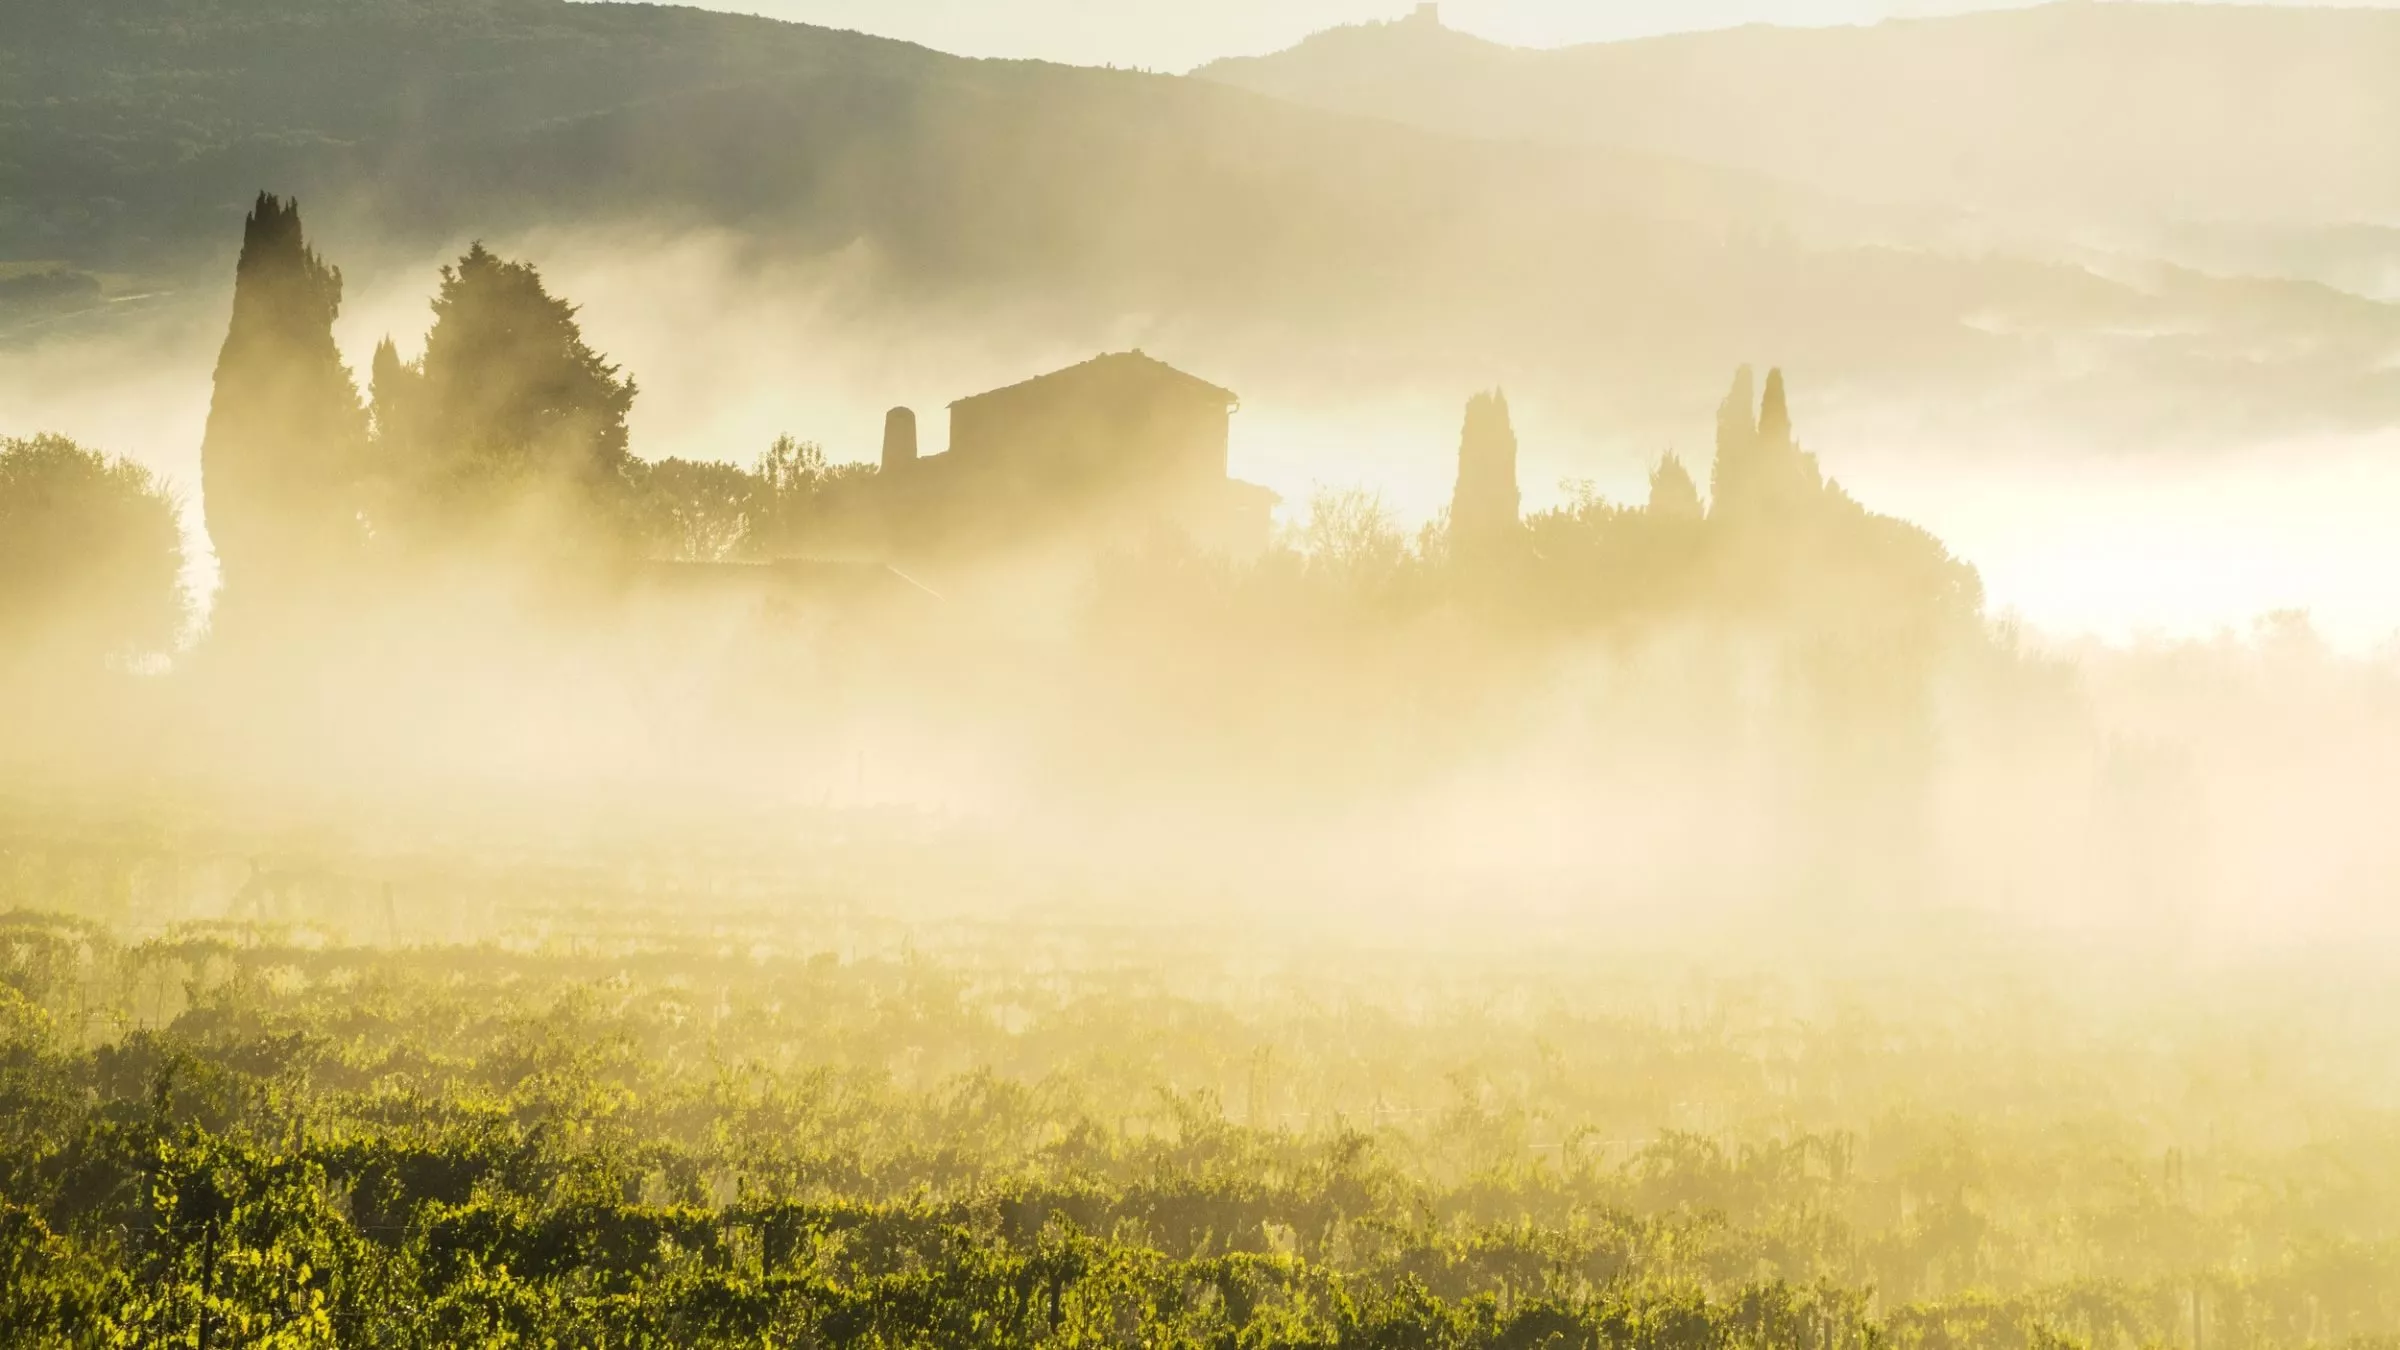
[6,0,2393,461]
[1200,1,2400,229]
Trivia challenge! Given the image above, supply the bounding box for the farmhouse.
[877,352,1278,566]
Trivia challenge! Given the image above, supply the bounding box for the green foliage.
[356,250,874,567]
[1070,367,1988,832]
[371,243,638,553]
[0,901,2391,1349]
[636,457,762,564]
[0,433,187,673]
[632,436,878,564]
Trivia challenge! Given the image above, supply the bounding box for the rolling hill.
[1199,2,2400,234]
[2,0,2394,468]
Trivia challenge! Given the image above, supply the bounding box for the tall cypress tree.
[1709,365,1826,524]
[199,193,368,617]
[367,337,423,451]
[1754,367,1824,511]
[1756,367,1794,453]
[1448,389,1521,564]
[1707,365,1757,521]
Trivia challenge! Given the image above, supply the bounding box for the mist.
[5,0,2400,1343]
[14,223,2400,648]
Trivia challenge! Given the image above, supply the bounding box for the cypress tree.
[198,193,368,617]
[1448,389,1521,563]
[1708,365,1757,520]
[1757,367,1794,452]
[1755,367,1824,508]
[367,337,423,450]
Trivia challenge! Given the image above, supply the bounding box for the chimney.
[881,407,918,472]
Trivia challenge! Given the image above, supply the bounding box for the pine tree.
[377,243,637,549]
[1448,389,1521,563]
[198,193,368,615]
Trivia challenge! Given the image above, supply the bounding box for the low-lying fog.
[7,226,2397,651]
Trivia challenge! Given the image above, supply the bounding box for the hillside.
[0,0,1809,277]
[1199,3,2400,234]
[2,0,2395,464]
[0,0,941,266]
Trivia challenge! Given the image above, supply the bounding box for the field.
[7,0,2400,1345]
[4,828,2396,1349]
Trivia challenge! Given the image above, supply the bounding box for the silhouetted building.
[877,352,1277,568]
[881,407,918,472]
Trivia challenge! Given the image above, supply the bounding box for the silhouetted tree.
[1755,367,1825,507]
[0,434,186,674]
[373,243,637,551]
[1707,365,1757,521]
[627,436,876,562]
[1449,390,1521,564]
[1758,367,1792,448]
[747,434,875,557]
[198,193,367,612]
[1647,454,1703,520]
[637,457,759,562]
[366,337,422,459]
[1298,487,1409,586]
[1713,366,1827,527]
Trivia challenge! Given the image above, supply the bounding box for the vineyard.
[3,844,2395,1349]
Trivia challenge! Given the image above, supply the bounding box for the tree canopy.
[0,434,187,674]
[371,243,638,551]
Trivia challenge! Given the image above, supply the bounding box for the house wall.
[866,360,1264,573]
[948,375,1230,493]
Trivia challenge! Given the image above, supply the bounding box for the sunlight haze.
[669,0,2400,69]
[6,0,2400,1339]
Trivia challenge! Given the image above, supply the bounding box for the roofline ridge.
[945,351,1239,409]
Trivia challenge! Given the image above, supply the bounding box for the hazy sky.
[671,0,2387,71]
